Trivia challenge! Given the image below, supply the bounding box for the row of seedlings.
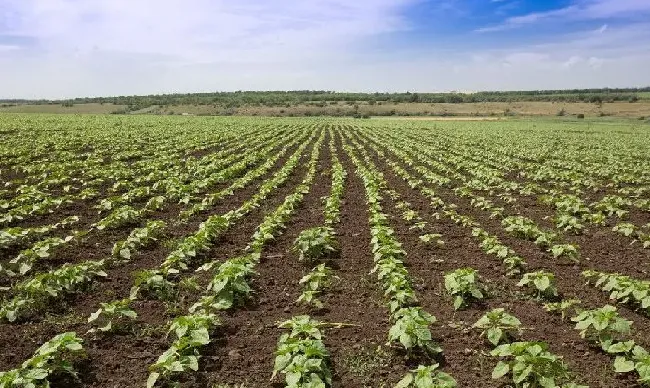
[341,135,458,387]
[346,128,594,387]
[147,130,325,387]
[0,130,312,322]
[356,126,648,385]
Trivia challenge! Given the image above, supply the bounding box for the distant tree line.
[2,87,648,109]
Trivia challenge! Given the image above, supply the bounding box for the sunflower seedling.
[472,308,522,346]
[444,268,486,310]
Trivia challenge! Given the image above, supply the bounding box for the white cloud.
[0,0,425,98]
[588,56,604,69]
[0,45,19,51]
[374,23,650,91]
[477,0,650,32]
[562,56,582,68]
[2,0,414,62]
[0,0,648,98]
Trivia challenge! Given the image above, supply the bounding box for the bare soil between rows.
[1,126,649,388]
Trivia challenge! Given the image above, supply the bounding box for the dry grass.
[157,101,650,118]
[0,100,648,118]
[0,103,126,114]
[372,116,502,121]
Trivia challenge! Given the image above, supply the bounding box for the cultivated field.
[0,114,649,387]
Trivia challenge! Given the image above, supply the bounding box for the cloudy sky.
[1,0,649,98]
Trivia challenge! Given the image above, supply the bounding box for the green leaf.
[286,370,302,386]
[87,309,101,323]
[395,373,414,388]
[24,368,48,380]
[614,356,635,373]
[400,332,413,349]
[274,353,292,374]
[453,296,463,310]
[513,363,533,384]
[492,361,510,379]
[119,248,131,259]
[534,276,550,291]
[487,328,503,346]
[146,372,160,388]
[99,321,112,332]
[187,355,199,371]
[66,342,83,351]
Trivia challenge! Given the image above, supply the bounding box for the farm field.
[0,114,650,387]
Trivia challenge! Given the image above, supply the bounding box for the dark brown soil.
[359,130,648,387]
[1,123,649,388]
[0,135,313,384]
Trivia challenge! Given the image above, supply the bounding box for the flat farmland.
[0,114,649,388]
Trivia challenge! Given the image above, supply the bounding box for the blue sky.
[1,0,649,98]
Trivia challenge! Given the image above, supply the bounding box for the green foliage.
[491,341,586,388]
[87,298,137,333]
[476,232,511,259]
[543,299,581,321]
[0,216,78,251]
[0,332,84,387]
[503,256,527,277]
[297,264,337,309]
[110,220,166,262]
[502,216,556,248]
[554,214,584,234]
[131,269,176,300]
[94,205,140,230]
[419,233,444,247]
[444,268,485,310]
[370,223,416,314]
[323,156,346,225]
[517,271,558,299]
[161,214,232,272]
[614,345,650,385]
[388,307,441,355]
[204,256,256,310]
[395,364,457,388]
[402,209,418,221]
[612,222,636,237]
[293,227,338,262]
[549,244,580,263]
[272,316,332,388]
[0,260,107,322]
[473,308,522,346]
[0,235,75,277]
[23,88,648,109]
[148,313,220,388]
[571,305,632,352]
[583,270,650,314]
[592,195,630,218]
